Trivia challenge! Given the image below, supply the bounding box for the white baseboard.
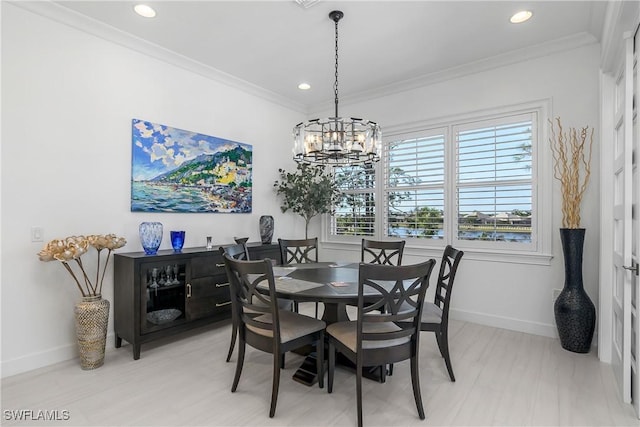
[449,309,600,352]
[450,308,559,338]
[1,332,116,379]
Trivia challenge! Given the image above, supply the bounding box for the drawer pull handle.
[186,283,192,298]
[215,263,225,268]
[216,282,230,288]
[216,301,232,307]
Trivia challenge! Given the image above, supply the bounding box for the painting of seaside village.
[131,119,252,213]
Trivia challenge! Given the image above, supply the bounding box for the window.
[385,131,445,239]
[326,102,550,260]
[454,114,534,248]
[332,165,376,236]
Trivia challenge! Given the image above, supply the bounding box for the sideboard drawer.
[188,276,230,299]
[187,276,231,320]
[190,253,225,278]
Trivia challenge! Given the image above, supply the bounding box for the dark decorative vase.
[554,228,596,353]
[259,215,274,244]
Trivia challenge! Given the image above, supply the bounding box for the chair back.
[356,260,435,354]
[278,237,318,264]
[219,243,250,260]
[434,245,464,321]
[361,239,405,266]
[222,255,282,343]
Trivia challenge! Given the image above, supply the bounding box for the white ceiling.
[48,1,607,112]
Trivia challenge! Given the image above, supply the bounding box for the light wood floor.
[2,307,638,426]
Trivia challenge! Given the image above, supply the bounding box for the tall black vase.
[554,228,596,353]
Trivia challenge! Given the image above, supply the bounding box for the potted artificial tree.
[273,163,340,239]
[549,117,595,353]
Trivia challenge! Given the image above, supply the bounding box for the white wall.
[316,43,602,339]
[1,3,304,377]
[1,2,602,377]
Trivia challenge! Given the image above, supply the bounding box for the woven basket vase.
[74,295,110,370]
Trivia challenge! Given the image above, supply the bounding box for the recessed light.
[298,83,311,90]
[134,4,156,18]
[510,10,532,24]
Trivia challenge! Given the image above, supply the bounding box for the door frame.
[598,0,639,363]
[599,2,640,417]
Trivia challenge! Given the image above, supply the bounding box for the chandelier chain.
[334,17,339,118]
[292,10,381,167]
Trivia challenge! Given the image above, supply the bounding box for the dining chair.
[222,254,326,418]
[278,237,318,264]
[278,237,319,317]
[360,239,406,376]
[361,239,405,266]
[219,244,250,363]
[221,242,250,260]
[326,260,436,427]
[420,244,464,382]
[219,244,293,363]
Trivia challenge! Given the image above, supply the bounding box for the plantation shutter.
[384,130,446,239]
[454,113,534,244]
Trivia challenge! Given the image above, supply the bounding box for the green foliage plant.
[274,163,340,239]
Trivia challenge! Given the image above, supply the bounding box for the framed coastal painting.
[131,118,252,213]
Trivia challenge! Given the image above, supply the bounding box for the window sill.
[320,240,553,266]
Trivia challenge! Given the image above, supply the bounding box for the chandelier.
[293,10,381,167]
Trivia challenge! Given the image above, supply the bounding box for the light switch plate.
[31,226,44,242]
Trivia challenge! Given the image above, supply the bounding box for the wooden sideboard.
[113,242,280,359]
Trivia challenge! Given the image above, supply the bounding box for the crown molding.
[12,1,600,117]
[599,0,639,74]
[294,0,322,9]
[308,32,599,116]
[9,0,306,113]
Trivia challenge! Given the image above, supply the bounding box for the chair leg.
[231,337,245,392]
[410,354,425,420]
[280,353,285,369]
[437,329,455,382]
[356,359,363,427]
[293,301,299,313]
[316,333,324,389]
[315,302,319,318]
[328,341,335,393]
[269,351,282,418]
[226,321,237,362]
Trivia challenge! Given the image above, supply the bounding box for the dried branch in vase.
[549,117,594,229]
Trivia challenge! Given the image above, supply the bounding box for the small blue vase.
[170,230,185,252]
[139,222,163,255]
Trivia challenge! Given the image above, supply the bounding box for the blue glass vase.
[170,230,185,252]
[139,222,163,255]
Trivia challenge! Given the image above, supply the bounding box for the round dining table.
[265,262,388,386]
[270,262,367,324]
